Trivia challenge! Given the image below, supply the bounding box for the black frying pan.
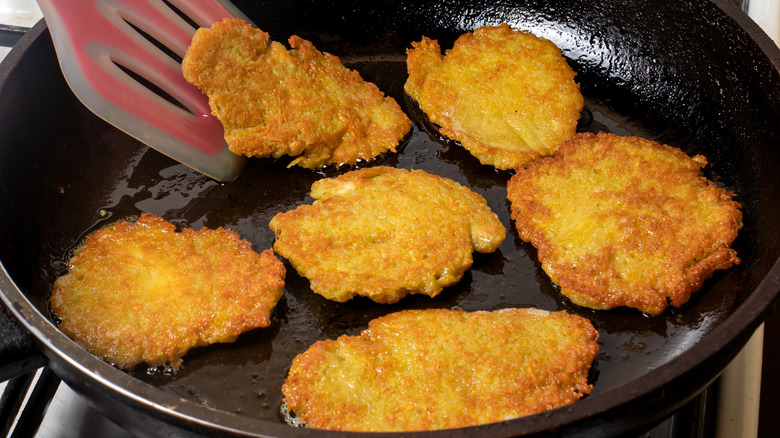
[1,0,780,436]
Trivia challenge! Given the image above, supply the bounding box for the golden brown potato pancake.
[50,213,285,370]
[182,18,411,169]
[269,166,505,304]
[282,307,600,431]
[405,23,583,170]
[507,132,743,315]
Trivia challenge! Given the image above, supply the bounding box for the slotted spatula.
[37,0,251,181]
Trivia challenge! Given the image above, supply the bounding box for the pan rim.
[2,0,780,434]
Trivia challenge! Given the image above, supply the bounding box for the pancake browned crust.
[268,166,505,304]
[507,132,743,315]
[405,23,583,170]
[182,18,411,169]
[50,213,286,370]
[281,308,600,431]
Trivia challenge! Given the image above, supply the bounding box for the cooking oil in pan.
[39,58,743,422]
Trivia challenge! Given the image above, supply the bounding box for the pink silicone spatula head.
[37,0,250,181]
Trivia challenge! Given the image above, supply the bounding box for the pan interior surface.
[1,0,779,436]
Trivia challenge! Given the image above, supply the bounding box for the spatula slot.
[161,0,201,32]
[121,18,183,64]
[111,59,192,114]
